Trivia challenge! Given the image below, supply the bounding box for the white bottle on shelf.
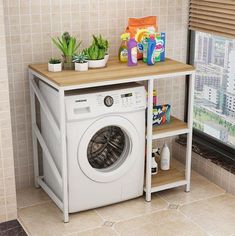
[160,143,170,170]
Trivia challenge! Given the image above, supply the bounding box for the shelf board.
[29,57,195,88]
[152,116,189,139]
[144,165,187,193]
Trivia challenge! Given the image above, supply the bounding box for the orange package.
[126,16,158,59]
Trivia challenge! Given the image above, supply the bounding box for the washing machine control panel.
[65,84,146,121]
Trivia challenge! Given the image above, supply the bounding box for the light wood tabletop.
[29,57,195,88]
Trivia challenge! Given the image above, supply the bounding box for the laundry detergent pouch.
[155,32,165,62]
[153,104,171,126]
[126,16,158,59]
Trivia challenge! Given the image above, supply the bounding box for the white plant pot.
[75,62,88,71]
[88,58,106,68]
[104,54,109,64]
[48,62,62,72]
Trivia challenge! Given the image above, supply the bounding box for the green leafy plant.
[51,32,82,58]
[83,34,109,60]
[72,53,88,64]
[48,57,61,64]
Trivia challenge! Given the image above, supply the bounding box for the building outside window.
[193,32,235,149]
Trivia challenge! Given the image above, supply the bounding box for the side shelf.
[152,116,189,139]
[144,164,187,193]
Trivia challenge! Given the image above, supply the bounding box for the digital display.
[121,93,133,98]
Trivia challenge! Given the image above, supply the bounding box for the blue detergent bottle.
[147,35,156,65]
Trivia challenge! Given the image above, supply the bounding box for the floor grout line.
[177,209,212,236]
[17,217,31,236]
[177,192,226,207]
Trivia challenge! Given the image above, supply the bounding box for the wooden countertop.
[29,57,195,88]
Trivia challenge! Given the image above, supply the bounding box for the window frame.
[187,30,235,162]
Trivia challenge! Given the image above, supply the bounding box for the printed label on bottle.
[155,39,164,61]
[120,49,128,62]
[137,43,143,53]
[131,47,137,63]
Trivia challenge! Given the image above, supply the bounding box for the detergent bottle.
[119,33,130,63]
[127,38,138,66]
[147,35,156,66]
[142,37,148,63]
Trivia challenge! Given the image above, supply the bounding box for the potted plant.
[48,58,62,72]
[83,34,109,68]
[51,32,81,70]
[73,53,88,71]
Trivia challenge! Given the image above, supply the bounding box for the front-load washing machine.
[39,82,146,213]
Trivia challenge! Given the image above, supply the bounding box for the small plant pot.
[88,58,106,68]
[48,62,62,72]
[104,54,109,64]
[63,55,74,70]
[75,62,88,71]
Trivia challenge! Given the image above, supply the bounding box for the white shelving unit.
[28,58,195,222]
[145,75,195,201]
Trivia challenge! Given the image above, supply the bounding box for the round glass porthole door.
[77,116,139,183]
[87,126,129,170]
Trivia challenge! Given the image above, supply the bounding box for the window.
[192,31,235,150]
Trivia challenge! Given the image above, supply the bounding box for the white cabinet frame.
[29,68,195,222]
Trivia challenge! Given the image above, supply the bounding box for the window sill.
[176,136,235,175]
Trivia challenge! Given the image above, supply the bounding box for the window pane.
[193,31,235,148]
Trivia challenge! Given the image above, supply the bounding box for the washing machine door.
[77,116,140,183]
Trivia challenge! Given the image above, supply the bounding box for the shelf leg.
[185,73,195,192]
[59,88,69,223]
[145,79,154,201]
[29,71,39,188]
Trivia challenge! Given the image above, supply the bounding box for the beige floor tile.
[114,209,208,236]
[180,193,235,236]
[17,187,51,209]
[159,171,225,205]
[96,194,168,222]
[74,226,118,236]
[18,202,103,236]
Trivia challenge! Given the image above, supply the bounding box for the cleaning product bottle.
[142,37,148,63]
[147,35,156,66]
[151,151,158,175]
[119,33,130,63]
[160,142,170,170]
[127,38,138,66]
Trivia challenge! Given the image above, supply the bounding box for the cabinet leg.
[29,73,39,188]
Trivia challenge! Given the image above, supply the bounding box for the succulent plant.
[51,32,81,58]
[72,52,88,64]
[48,57,61,64]
[83,34,109,60]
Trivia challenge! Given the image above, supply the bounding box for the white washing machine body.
[39,82,146,213]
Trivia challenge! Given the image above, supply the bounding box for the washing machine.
[39,81,146,213]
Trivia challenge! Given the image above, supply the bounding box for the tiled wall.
[3,0,189,189]
[173,141,235,196]
[0,0,17,223]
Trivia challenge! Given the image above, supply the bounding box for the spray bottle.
[119,33,130,63]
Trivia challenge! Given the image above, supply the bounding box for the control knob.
[104,96,114,107]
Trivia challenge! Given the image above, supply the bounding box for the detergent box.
[155,32,165,62]
[153,104,171,126]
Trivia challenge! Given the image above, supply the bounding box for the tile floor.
[17,160,235,236]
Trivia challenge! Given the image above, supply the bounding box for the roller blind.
[189,0,235,38]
